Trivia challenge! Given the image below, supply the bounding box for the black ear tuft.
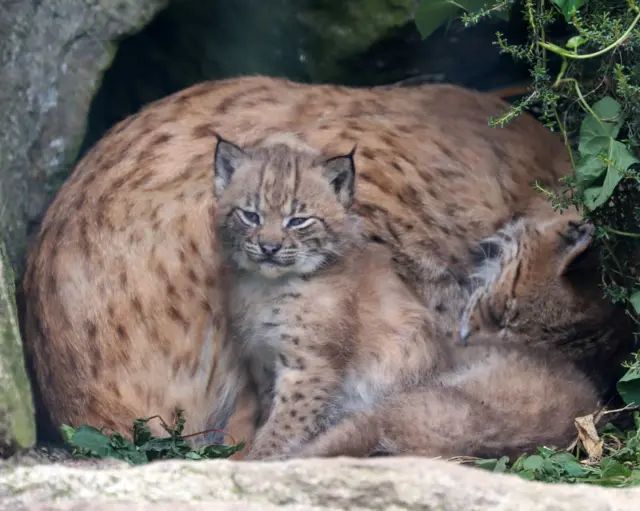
[470,237,502,266]
[322,147,356,208]
[558,221,597,275]
[213,135,248,197]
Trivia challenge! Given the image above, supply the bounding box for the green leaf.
[517,470,536,480]
[578,97,624,157]
[137,437,171,452]
[582,141,638,209]
[583,168,622,210]
[591,97,624,134]
[575,154,606,187]
[552,0,587,21]
[493,456,509,472]
[563,460,588,477]
[414,0,496,39]
[617,365,640,406]
[172,409,187,437]
[536,446,556,457]
[414,0,458,39]
[541,458,556,473]
[198,441,246,459]
[630,291,640,314]
[132,417,154,446]
[609,140,640,171]
[65,411,247,465]
[600,458,632,478]
[108,432,136,452]
[583,186,604,208]
[548,451,577,463]
[60,424,76,444]
[551,0,566,10]
[522,455,544,471]
[120,449,149,465]
[474,458,500,470]
[566,35,586,49]
[510,454,526,472]
[70,425,117,458]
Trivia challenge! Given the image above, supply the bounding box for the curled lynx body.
[294,214,626,460]
[295,344,600,460]
[23,76,576,442]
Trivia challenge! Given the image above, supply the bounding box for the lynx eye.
[236,209,261,226]
[285,217,314,229]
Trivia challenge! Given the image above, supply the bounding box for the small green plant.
[472,411,640,487]
[60,409,245,465]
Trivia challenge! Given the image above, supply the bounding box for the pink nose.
[260,242,282,255]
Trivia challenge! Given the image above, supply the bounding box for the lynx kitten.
[291,215,604,460]
[213,134,451,460]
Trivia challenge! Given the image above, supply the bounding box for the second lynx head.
[213,135,360,279]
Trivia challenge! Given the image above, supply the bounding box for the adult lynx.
[22,76,629,448]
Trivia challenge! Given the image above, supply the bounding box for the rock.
[0,0,170,273]
[2,446,126,469]
[0,240,35,456]
[297,0,415,81]
[12,504,311,511]
[1,457,639,510]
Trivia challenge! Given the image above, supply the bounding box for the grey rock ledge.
[1,456,639,510]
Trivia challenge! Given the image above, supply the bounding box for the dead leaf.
[574,414,603,462]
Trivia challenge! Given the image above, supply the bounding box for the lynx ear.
[557,220,597,276]
[470,236,502,266]
[213,135,248,197]
[322,147,356,208]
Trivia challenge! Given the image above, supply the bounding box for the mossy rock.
[299,0,415,81]
[0,239,35,457]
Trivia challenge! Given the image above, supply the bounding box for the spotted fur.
[21,75,580,449]
[215,136,451,460]
[291,214,634,461]
[292,342,601,461]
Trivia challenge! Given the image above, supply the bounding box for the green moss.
[0,239,35,452]
[300,0,415,80]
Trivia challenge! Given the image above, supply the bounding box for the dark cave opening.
[75,0,537,164]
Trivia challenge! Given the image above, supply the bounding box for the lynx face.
[213,136,359,279]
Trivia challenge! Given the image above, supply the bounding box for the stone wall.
[0,0,170,273]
